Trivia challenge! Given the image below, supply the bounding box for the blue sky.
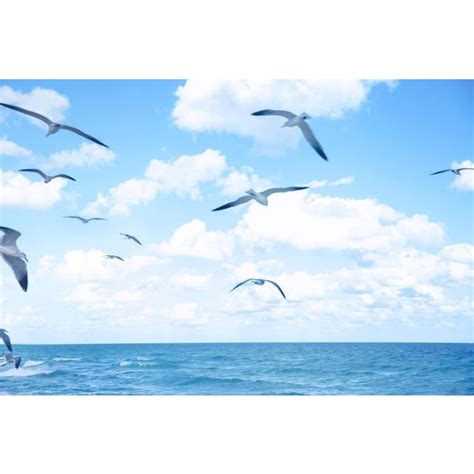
[0,80,472,343]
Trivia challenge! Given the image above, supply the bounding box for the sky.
[0,79,472,344]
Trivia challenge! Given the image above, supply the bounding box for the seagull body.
[0,352,22,369]
[431,167,474,176]
[212,186,308,212]
[0,103,109,148]
[64,216,107,224]
[230,278,286,300]
[0,329,13,352]
[251,109,328,161]
[104,254,125,261]
[120,233,142,245]
[0,227,28,292]
[19,168,76,183]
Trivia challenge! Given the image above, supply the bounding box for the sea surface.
[1,343,472,395]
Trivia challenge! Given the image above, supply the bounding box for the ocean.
[1,343,472,395]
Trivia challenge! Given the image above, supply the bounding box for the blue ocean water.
[1,343,472,395]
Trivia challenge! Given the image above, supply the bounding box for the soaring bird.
[0,227,28,292]
[64,216,107,224]
[0,102,109,148]
[212,186,308,212]
[120,233,142,245]
[0,352,22,369]
[431,167,474,176]
[19,168,76,183]
[104,254,125,261]
[0,329,13,352]
[251,109,328,161]
[230,278,286,300]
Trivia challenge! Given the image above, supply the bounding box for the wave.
[136,357,151,361]
[53,357,81,362]
[0,367,57,378]
[22,360,46,368]
[119,360,132,367]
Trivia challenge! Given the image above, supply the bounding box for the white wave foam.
[136,357,151,361]
[22,360,45,368]
[119,360,132,367]
[0,367,55,378]
[53,357,81,362]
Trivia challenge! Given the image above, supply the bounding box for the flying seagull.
[251,109,328,161]
[120,233,142,245]
[431,167,474,176]
[104,254,125,261]
[230,278,286,300]
[212,186,309,211]
[0,329,13,352]
[0,352,22,369]
[0,102,109,148]
[19,168,76,183]
[0,227,28,292]
[64,216,107,224]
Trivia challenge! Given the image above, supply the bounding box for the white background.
[1,1,473,473]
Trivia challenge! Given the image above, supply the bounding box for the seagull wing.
[2,254,28,292]
[212,195,253,211]
[0,330,13,352]
[251,109,297,119]
[261,186,309,197]
[264,280,286,299]
[0,226,21,247]
[59,125,109,148]
[19,168,48,179]
[229,279,255,293]
[88,218,107,222]
[430,169,451,175]
[51,174,76,181]
[0,103,53,126]
[14,356,21,369]
[457,168,474,172]
[64,216,87,223]
[295,121,329,161]
[128,235,142,245]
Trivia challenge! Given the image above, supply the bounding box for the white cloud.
[439,243,474,265]
[83,149,227,216]
[172,80,392,150]
[0,137,31,157]
[217,166,272,196]
[47,142,116,169]
[0,170,70,209]
[451,160,474,191]
[154,219,234,260]
[234,192,445,251]
[0,85,70,127]
[167,302,199,322]
[169,271,212,289]
[330,176,354,186]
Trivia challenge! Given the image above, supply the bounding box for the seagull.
[0,227,28,292]
[64,216,107,224]
[0,102,109,148]
[19,168,76,183]
[0,329,13,352]
[431,167,474,176]
[212,186,309,211]
[230,278,286,300]
[251,109,329,161]
[104,254,125,261]
[120,233,142,245]
[0,352,22,369]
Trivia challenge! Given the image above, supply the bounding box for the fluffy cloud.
[169,271,212,289]
[217,166,272,196]
[154,219,234,260]
[47,142,116,169]
[451,160,474,191]
[172,80,392,150]
[82,149,227,216]
[308,176,355,188]
[439,243,474,265]
[0,137,31,157]
[234,192,445,251]
[0,170,70,209]
[0,85,70,126]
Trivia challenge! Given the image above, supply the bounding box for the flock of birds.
[1,99,473,369]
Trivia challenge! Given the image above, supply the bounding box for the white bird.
[212,186,308,211]
[120,233,142,245]
[64,216,107,224]
[251,109,329,161]
[230,278,286,300]
[19,168,76,183]
[431,167,474,176]
[0,329,13,352]
[0,352,22,369]
[0,227,28,292]
[104,254,125,261]
[0,102,109,148]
